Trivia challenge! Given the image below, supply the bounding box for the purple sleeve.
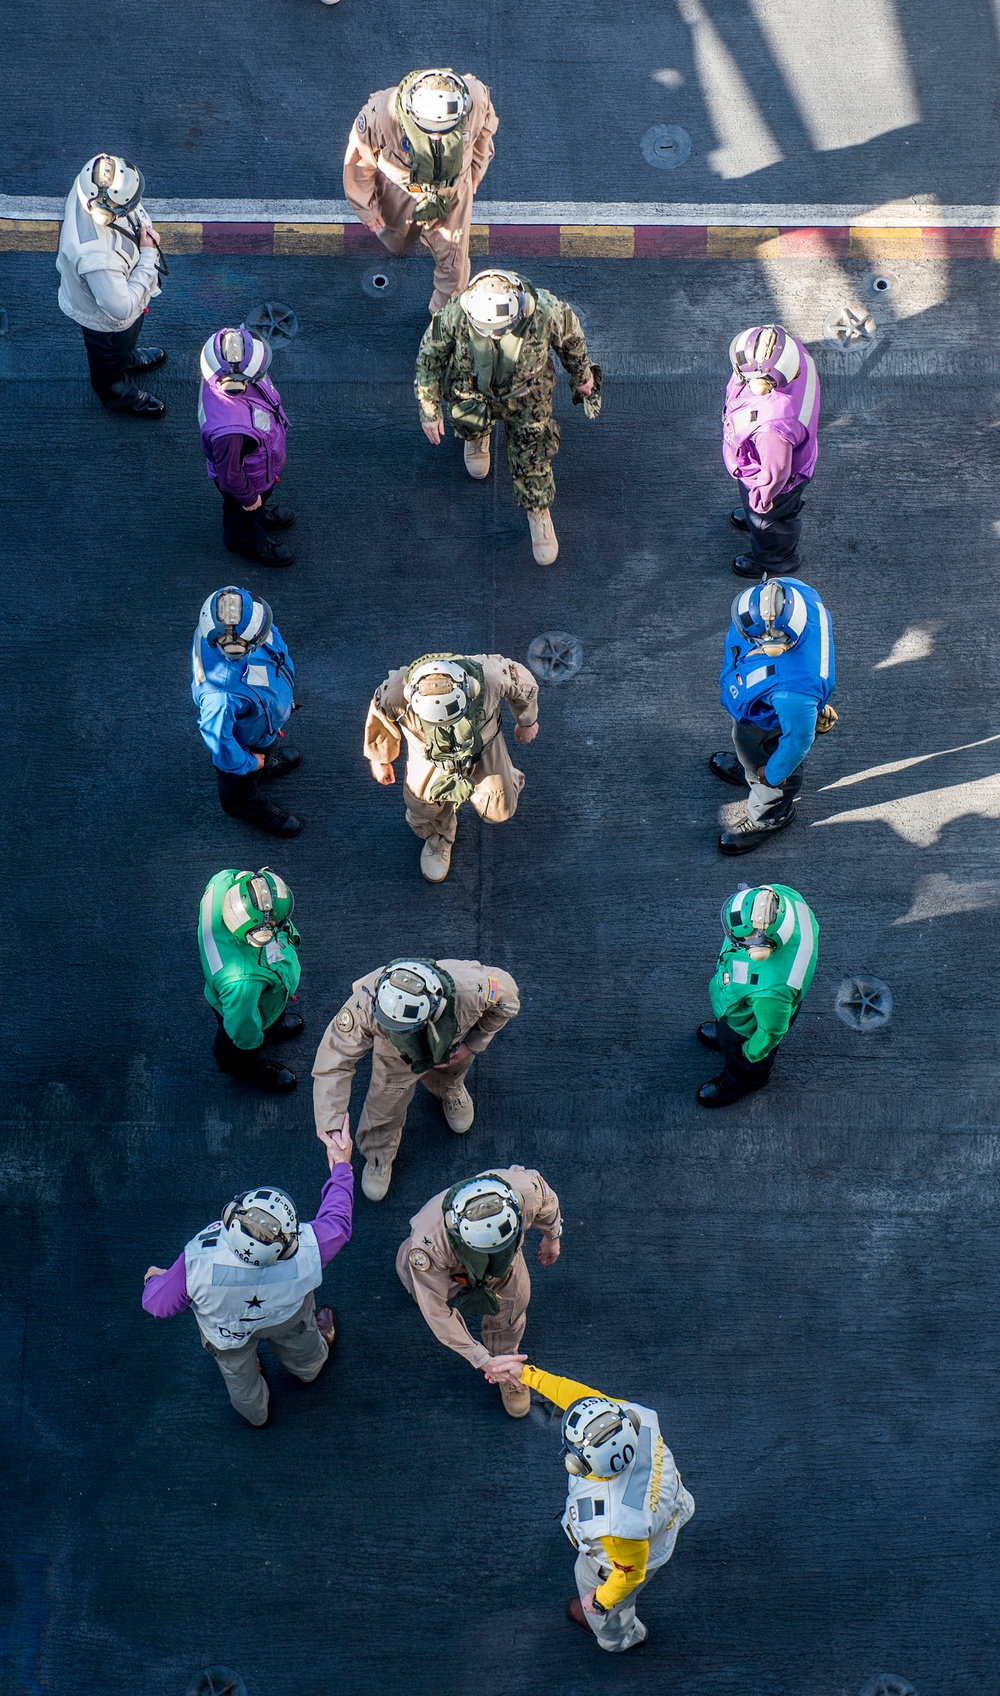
[142,1251,191,1317]
[747,428,795,511]
[309,1164,355,1267]
[209,433,258,505]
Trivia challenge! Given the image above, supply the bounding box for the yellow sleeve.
[520,1365,607,1409]
[596,1537,649,1607]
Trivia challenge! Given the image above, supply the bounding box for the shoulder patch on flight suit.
[356,113,367,133]
[335,1007,356,1033]
[487,976,500,1003]
[409,1249,431,1271]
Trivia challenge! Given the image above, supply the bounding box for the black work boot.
[260,505,296,531]
[116,390,166,418]
[697,1022,721,1051]
[697,1072,769,1108]
[125,346,167,372]
[259,744,302,781]
[733,552,798,578]
[222,800,303,836]
[709,752,749,787]
[244,1059,298,1093]
[226,536,295,567]
[264,1009,305,1043]
[730,506,749,531]
[718,811,795,854]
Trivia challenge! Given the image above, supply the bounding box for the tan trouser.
[403,732,524,846]
[357,1048,476,1167]
[395,1244,531,1356]
[371,174,474,310]
[198,1292,328,1427]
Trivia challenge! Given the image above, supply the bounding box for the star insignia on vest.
[244,1295,264,1310]
[335,1008,355,1033]
[357,113,367,133]
[409,1249,431,1271]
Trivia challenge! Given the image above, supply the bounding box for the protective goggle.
[88,153,144,214]
[721,886,780,960]
[243,871,294,947]
[211,590,271,657]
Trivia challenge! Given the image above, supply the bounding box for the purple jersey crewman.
[722,324,820,579]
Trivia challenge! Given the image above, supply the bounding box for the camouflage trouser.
[446,369,561,511]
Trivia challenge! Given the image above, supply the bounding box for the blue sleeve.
[196,687,257,776]
[764,692,818,785]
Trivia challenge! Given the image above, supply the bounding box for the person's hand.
[317,1113,353,1168]
[371,761,395,786]
[575,374,595,397]
[582,1589,604,1616]
[482,1352,528,1384]
[143,1265,166,1284]
[422,418,445,445]
[243,495,262,512]
[139,225,160,250]
[364,211,386,233]
[537,1235,561,1266]
[254,753,267,772]
[756,765,769,785]
[434,1040,473,1071]
[514,721,539,745]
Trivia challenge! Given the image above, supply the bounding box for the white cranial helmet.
[82,153,145,216]
[401,69,471,133]
[562,1396,642,1477]
[460,270,528,337]
[403,658,472,723]
[444,1176,523,1251]
[222,1187,299,1267]
[373,960,447,1032]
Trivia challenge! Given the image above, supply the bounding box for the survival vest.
[184,1221,322,1350]
[199,373,289,496]
[561,1403,689,1557]
[441,1174,524,1317]
[404,653,497,807]
[722,334,820,487]
[710,884,819,1018]
[448,288,557,434]
[720,579,834,730]
[382,960,459,1072]
[395,70,468,222]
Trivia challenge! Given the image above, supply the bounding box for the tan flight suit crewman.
[312,957,520,1200]
[366,651,539,884]
[397,1166,562,1418]
[343,67,498,313]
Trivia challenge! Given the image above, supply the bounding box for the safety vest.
[199,373,289,496]
[184,1221,322,1349]
[198,869,300,1036]
[722,334,820,487]
[710,884,819,1018]
[191,625,296,746]
[561,1403,687,1555]
[720,580,834,730]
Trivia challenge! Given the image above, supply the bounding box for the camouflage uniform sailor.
[415,269,600,564]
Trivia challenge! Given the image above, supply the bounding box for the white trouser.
[572,1486,695,1653]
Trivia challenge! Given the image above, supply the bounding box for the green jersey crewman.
[415,268,600,566]
[697,882,819,1108]
[198,867,304,1094]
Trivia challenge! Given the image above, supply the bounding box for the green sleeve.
[414,309,457,419]
[741,993,796,1064]
[548,299,592,388]
[216,979,266,1051]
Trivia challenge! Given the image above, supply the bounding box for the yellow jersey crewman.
[488,1355,695,1651]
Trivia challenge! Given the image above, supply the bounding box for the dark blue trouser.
[80,316,143,407]
[739,476,810,569]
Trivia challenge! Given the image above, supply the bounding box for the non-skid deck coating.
[2,246,1000,1696]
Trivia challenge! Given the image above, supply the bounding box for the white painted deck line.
[5,194,1000,226]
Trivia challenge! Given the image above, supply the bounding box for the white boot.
[420,835,453,883]
[361,1158,393,1201]
[528,508,559,564]
[463,434,491,479]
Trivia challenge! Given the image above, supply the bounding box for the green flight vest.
[449,289,556,436]
[709,883,819,1027]
[442,1175,524,1317]
[384,960,458,1071]
[198,869,301,1050]
[395,70,467,222]
[405,653,493,808]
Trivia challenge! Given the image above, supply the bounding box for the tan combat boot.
[361,1158,393,1201]
[420,835,453,883]
[528,508,559,564]
[442,1083,474,1133]
[499,1379,531,1418]
[463,434,491,479]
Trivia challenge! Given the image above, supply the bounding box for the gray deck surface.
[4,6,1000,1696]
